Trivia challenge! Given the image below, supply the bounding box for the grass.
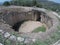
[32,26,60,45]
[0,25,60,45]
[0,12,2,14]
[31,25,60,45]
[32,25,46,33]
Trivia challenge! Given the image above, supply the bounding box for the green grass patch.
[32,25,46,33]
[0,12,2,14]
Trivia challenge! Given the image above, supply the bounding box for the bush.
[36,3,43,8]
[3,1,10,6]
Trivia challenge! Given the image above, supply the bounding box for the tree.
[32,0,37,6]
[36,3,43,8]
[3,1,10,6]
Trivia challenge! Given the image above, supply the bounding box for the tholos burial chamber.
[0,6,59,34]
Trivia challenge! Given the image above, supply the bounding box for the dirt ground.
[19,21,47,33]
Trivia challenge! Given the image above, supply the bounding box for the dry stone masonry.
[0,6,59,41]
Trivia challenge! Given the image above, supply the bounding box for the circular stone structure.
[0,6,59,40]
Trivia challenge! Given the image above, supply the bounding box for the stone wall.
[32,10,53,28]
[1,10,34,26]
[0,8,53,28]
[41,14,53,28]
[0,6,59,41]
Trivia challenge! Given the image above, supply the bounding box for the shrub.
[3,1,10,6]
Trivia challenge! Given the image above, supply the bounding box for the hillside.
[9,0,60,12]
[37,0,60,11]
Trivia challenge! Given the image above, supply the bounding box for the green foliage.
[32,0,37,6]
[11,0,33,6]
[3,1,10,6]
[32,25,60,45]
[22,0,33,6]
[34,41,47,45]
[4,39,11,45]
[32,25,46,33]
[0,26,60,45]
[6,0,60,12]
[0,33,4,43]
[10,0,43,7]
[36,3,43,8]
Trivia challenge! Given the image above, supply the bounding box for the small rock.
[17,37,24,42]
[32,39,36,42]
[9,35,16,41]
[0,30,3,33]
[0,43,3,45]
[58,44,60,45]
[4,32,10,38]
[24,38,32,44]
[0,30,4,34]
